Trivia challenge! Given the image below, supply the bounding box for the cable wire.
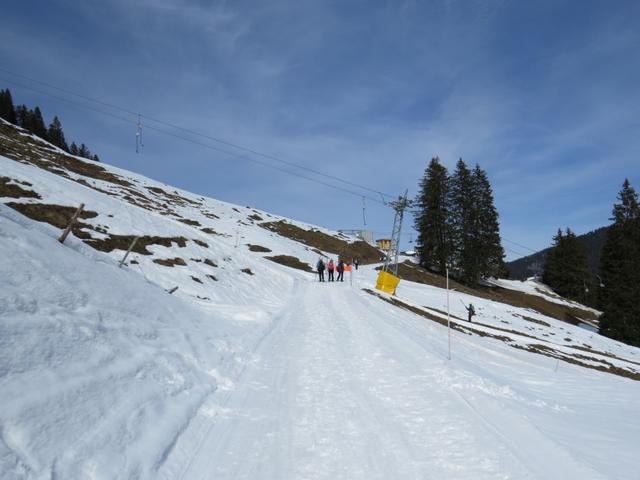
[1,69,543,253]
[0,68,394,200]
[0,75,386,204]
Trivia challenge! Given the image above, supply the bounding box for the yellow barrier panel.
[376,270,400,295]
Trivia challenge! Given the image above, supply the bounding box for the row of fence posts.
[57,202,179,294]
[55,203,564,372]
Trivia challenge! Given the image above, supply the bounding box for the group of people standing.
[316,258,358,282]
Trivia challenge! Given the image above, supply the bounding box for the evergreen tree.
[69,142,79,155]
[46,116,68,151]
[31,106,48,140]
[542,228,591,302]
[0,89,17,124]
[472,165,506,278]
[599,180,640,346]
[92,154,100,162]
[450,159,477,283]
[413,157,452,273]
[15,105,31,130]
[78,143,90,158]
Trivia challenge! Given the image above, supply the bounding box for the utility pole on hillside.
[382,190,413,277]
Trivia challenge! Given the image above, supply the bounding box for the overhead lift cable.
[0,75,387,204]
[0,68,394,201]
[0,69,541,254]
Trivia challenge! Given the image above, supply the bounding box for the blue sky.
[1,0,638,260]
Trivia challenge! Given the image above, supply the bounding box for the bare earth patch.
[260,221,382,264]
[153,257,187,267]
[247,244,272,253]
[0,177,41,199]
[265,255,313,272]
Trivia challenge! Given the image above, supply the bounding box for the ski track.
[156,280,613,480]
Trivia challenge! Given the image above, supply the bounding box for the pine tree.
[69,142,79,155]
[46,116,69,151]
[599,180,640,346]
[450,159,477,283]
[413,157,452,273]
[31,106,48,140]
[543,228,591,302]
[0,89,17,124]
[472,165,506,278]
[15,105,31,130]
[78,143,90,158]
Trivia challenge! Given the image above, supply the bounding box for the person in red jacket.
[327,259,335,281]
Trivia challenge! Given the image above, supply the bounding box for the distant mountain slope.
[507,226,609,280]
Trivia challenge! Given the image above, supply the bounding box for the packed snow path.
[159,281,633,480]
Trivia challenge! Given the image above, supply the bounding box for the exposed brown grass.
[265,255,313,272]
[389,261,599,325]
[0,177,41,198]
[192,239,209,248]
[177,218,202,227]
[86,235,188,255]
[260,221,382,264]
[153,257,187,267]
[0,121,132,187]
[364,288,639,381]
[247,244,272,253]
[6,202,98,239]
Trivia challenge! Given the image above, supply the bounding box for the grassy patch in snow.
[388,261,598,325]
[153,257,187,267]
[260,220,382,264]
[247,244,272,253]
[265,255,313,272]
[364,288,640,381]
[0,177,41,199]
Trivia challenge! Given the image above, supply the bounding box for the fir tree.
[15,105,31,130]
[77,143,90,158]
[599,180,640,346]
[0,89,17,124]
[472,165,506,278]
[46,116,68,151]
[31,106,48,140]
[69,142,79,155]
[450,159,477,284]
[413,157,452,273]
[543,228,591,302]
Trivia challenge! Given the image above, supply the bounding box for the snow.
[490,277,601,317]
[1,134,640,479]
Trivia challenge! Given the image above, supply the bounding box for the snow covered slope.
[1,119,639,479]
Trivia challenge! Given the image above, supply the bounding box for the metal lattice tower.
[383,189,413,276]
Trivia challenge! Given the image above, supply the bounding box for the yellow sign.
[376,270,400,295]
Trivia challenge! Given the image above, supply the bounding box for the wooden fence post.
[119,236,140,267]
[58,203,85,244]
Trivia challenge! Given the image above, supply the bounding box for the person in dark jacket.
[464,303,475,322]
[336,259,345,282]
[353,259,359,270]
[316,259,326,282]
[327,259,335,281]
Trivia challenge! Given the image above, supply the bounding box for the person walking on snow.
[336,259,345,282]
[327,259,335,281]
[353,258,359,270]
[464,303,475,322]
[316,258,326,282]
